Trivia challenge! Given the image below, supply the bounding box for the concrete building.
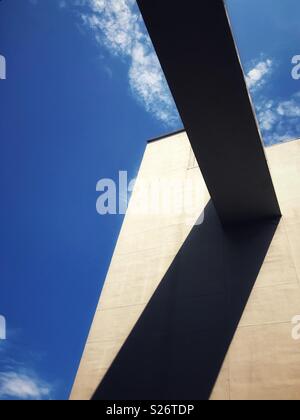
[71,133,300,400]
[71,0,300,401]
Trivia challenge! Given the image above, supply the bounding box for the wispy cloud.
[0,328,55,400]
[74,0,180,127]
[246,58,273,92]
[245,57,300,145]
[256,92,300,144]
[0,370,52,400]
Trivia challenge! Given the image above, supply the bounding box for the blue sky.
[0,0,299,400]
[227,0,300,144]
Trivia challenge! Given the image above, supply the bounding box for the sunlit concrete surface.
[70,134,300,401]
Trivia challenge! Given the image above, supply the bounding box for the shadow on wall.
[92,201,280,400]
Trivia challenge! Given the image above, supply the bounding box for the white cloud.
[244,57,300,145]
[256,100,278,131]
[277,94,300,117]
[256,92,300,145]
[77,0,180,126]
[0,332,54,400]
[0,371,52,400]
[246,59,273,91]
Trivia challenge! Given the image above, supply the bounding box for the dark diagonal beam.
[137,0,281,225]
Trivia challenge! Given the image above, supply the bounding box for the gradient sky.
[0,0,299,400]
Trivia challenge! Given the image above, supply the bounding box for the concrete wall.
[211,138,300,400]
[70,133,300,400]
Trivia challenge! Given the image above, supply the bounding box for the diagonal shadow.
[92,201,280,400]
